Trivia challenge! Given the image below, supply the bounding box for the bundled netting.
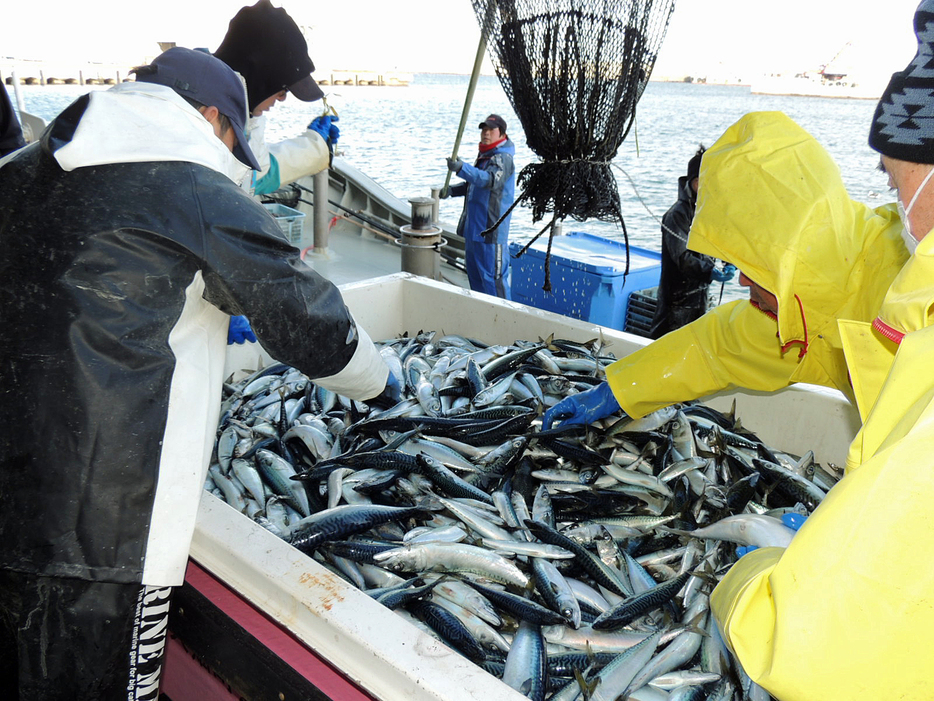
[472,0,675,289]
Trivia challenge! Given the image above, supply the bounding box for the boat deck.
[298,224,469,289]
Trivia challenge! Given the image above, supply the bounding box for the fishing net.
[471,0,676,289]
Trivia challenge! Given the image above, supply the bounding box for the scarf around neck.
[478,136,507,153]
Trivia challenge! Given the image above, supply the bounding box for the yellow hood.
[689,111,902,355]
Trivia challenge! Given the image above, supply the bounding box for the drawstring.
[779,294,810,359]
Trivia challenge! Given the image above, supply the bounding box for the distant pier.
[1,59,412,88]
[1,59,138,86]
[317,70,412,87]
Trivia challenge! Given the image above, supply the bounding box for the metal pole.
[11,70,25,114]
[313,169,329,253]
[430,187,440,224]
[441,31,487,198]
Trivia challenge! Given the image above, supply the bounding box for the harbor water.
[11,74,892,304]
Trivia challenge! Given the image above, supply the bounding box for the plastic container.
[624,288,658,337]
[509,231,661,330]
[187,275,860,701]
[263,203,306,246]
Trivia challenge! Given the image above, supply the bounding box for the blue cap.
[133,47,260,171]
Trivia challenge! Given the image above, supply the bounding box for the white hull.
[750,76,882,100]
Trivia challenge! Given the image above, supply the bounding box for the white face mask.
[898,165,934,254]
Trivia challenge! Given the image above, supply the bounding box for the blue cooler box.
[510,231,661,331]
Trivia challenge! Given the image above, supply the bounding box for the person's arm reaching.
[606,299,804,419]
[200,190,387,400]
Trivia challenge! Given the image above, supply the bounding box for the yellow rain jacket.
[712,235,934,700]
[605,112,907,418]
[841,230,934,464]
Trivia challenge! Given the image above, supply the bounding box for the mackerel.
[374,542,529,588]
[287,504,428,554]
[591,572,691,630]
[525,519,630,597]
[255,448,310,517]
[502,621,546,701]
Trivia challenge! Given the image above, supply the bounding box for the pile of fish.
[206,332,840,701]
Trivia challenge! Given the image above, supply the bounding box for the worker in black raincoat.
[0,83,26,156]
[0,48,391,700]
[650,146,735,338]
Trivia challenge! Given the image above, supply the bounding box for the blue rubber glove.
[308,115,340,146]
[736,512,806,557]
[541,382,621,431]
[710,263,737,283]
[446,157,463,174]
[227,315,257,345]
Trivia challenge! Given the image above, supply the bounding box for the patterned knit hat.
[870,0,934,163]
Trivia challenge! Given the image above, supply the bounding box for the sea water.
[10,75,892,303]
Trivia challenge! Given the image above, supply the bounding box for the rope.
[470,0,675,294]
[611,163,689,246]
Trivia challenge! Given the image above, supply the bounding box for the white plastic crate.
[262,203,306,246]
[207,274,861,701]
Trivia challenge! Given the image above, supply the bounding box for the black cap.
[870,0,934,163]
[133,47,260,171]
[479,114,507,133]
[686,145,706,181]
[214,0,323,114]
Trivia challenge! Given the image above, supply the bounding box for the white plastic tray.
[200,273,860,701]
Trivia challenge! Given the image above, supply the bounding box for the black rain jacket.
[0,88,376,585]
[650,175,715,339]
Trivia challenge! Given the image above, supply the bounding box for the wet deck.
[300,227,469,289]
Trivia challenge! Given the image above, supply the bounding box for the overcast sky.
[3,0,922,82]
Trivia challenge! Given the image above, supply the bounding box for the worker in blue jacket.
[445,114,516,299]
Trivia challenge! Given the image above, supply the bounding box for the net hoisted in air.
[471,0,676,290]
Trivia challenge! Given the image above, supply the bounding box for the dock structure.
[1,60,412,88]
[0,59,142,87]
[313,70,413,87]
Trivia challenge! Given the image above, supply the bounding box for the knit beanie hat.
[686,145,706,181]
[214,0,323,114]
[869,0,934,163]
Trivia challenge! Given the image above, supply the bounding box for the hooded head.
[689,111,903,354]
[214,0,323,114]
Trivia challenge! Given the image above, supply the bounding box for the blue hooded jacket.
[451,138,516,245]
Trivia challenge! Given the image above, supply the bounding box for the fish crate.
[509,231,661,332]
[624,288,658,338]
[263,202,306,246]
[193,274,862,701]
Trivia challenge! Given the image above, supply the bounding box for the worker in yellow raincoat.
[542,110,907,430]
[712,3,934,697]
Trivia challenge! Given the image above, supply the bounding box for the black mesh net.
[472,0,676,290]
